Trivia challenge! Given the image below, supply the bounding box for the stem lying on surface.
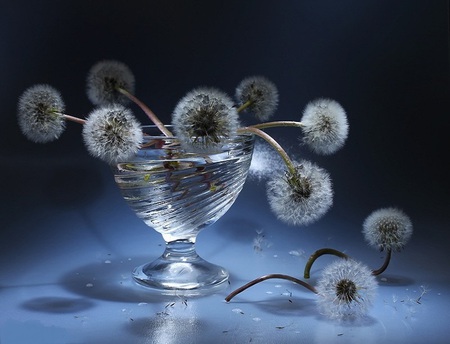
[117,87,173,137]
[304,248,350,279]
[249,121,304,130]
[238,126,297,175]
[372,248,392,276]
[225,273,317,302]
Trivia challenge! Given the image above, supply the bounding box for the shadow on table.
[59,256,227,303]
[21,296,94,314]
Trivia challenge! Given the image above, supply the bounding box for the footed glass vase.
[113,126,254,295]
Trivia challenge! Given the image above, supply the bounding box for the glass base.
[132,240,229,296]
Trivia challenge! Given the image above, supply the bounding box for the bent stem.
[225,273,317,302]
[117,87,173,137]
[238,126,297,176]
[304,248,350,279]
[372,248,392,276]
[250,121,304,130]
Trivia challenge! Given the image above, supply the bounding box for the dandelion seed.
[17,84,66,143]
[86,60,135,105]
[82,104,143,164]
[415,285,430,304]
[171,87,239,153]
[316,259,377,320]
[266,160,333,226]
[301,98,348,155]
[362,207,413,252]
[235,76,279,121]
[289,249,305,258]
[253,234,265,252]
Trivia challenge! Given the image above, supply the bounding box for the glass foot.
[132,240,229,296]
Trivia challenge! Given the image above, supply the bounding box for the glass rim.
[141,125,254,141]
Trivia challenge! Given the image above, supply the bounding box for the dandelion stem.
[61,113,86,125]
[250,121,304,130]
[236,100,253,113]
[117,87,173,137]
[371,249,392,276]
[304,248,350,279]
[237,126,296,175]
[225,273,317,302]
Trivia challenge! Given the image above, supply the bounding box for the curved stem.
[250,121,304,130]
[117,87,173,137]
[304,248,350,279]
[236,100,253,113]
[225,273,317,302]
[237,126,296,175]
[372,249,392,276]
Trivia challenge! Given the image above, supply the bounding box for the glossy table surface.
[1,158,449,344]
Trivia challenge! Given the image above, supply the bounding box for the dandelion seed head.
[235,76,279,121]
[362,207,413,251]
[249,140,284,181]
[316,259,377,320]
[266,160,333,226]
[171,87,239,153]
[86,60,135,106]
[82,104,143,164]
[17,84,66,143]
[301,98,348,155]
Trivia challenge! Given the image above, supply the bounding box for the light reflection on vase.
[113,126,254,295]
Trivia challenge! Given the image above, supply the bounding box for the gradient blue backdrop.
[1,1,449,343]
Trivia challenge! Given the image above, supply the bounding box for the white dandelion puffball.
[172,87,239,153]
[86,60,135,106]
[17,84,66,143]
[301,98,348,155]
[363,207,413,251]
[248,140,284,181]
[82,104,143,164]
[266,160,333,226]
[316,259,377,320]
[235,76,279,121]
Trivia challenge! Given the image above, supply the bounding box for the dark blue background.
[1,0,448,246]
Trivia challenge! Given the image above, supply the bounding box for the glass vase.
[113,126,254,295]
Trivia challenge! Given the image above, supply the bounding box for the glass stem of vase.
[162,239,199,261]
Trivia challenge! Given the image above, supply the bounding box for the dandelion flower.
[17,84,66,143]
[363,207,413,252]
[316,259,377,320]
[266,160,333,226]
[301,98,348,155]
[171,87,239,153]
[86,60,135,105]
[235,76,279,121]
[82,104,143,164]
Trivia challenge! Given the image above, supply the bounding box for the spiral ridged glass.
[113,126,254,295]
